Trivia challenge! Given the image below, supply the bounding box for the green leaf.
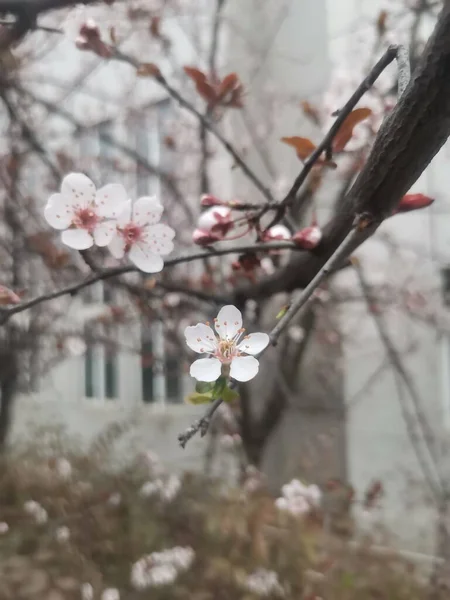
[212,376,227,398]
[222,385,239,403]
[276,305,289,319]
[195,381,215,394]
[185,391,214,405]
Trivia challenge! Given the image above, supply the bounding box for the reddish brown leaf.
[300,100,321,125]
[332,107,372,152]
[281,136,317,160]
[377,10,388,35]
[150,16,161,38]
[216,73,239,102]
[184,66,216,103]
[136,62,161,78]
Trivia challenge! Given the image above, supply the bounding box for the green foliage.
[187,377,239,405]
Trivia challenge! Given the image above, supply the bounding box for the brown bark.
[235,1,450,303]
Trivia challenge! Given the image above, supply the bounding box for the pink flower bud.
[200,194,223,207]
[0,285,21,305]
[192,228,221,246]
[263,224,291,242]
[394,193,434,214]
[292,225,322,250]
[197,206,233,237]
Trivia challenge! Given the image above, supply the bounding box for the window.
[83,282,119,401]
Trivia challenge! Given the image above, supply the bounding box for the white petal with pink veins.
[44,193,74,229]
[61,173,96,208]
[132,196,163,226]
[129,243,164,273]
[230,355,259,382]
[116,199,132,227]
[190,357,222,382]
[215,305,242,340]
[93,221,116,247]
[108,233,126,259]
[96,183,129,219]
[185,323,217,353]
[143,224,175,256]
[61,228,93,250]
[237,332,270,355]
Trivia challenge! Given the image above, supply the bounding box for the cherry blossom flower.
[0,522,9,534]
[44,173,127,250]
[131,547,195,590]
[185,305,269,382]
[244,569,285,597]
[275,479,322,517]
[101,589,120,600]
[108,196,175,273]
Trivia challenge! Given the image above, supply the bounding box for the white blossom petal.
[230,355,259,382]
[61,172,96,208]
[108,233,126,259]
[185,323,217,353]
[237,332,270,355]
[215,305,242,340]
[93,221,117,246]
[44,193,74,229]
[61,228,93,249]
[129,243,164,273]
[116,199,133,227]
[96,183,129,218]
[132,196,164,226]
[189,357,222,382]
[142,224,175,256]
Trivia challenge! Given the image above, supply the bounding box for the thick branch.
[236,2,450,302]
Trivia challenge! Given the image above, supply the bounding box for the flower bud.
[292,225,322,249]
[394,193,434,214]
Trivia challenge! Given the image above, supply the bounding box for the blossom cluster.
[140,473,181,502]
[23,500,48,524]
[44,173,175,273]
[130,546,195,590]
[244,568,285,597]
[275,479,322,517]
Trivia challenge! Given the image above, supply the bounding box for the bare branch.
[178,397,224,448]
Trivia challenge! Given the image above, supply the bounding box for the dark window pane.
[166,355,180,402]
[142,340,154,403]
[85,345,94,398]
[105,350,118,399]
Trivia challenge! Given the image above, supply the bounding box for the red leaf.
[394,193,434,214]
[216,73,244,108]
[332,107,372,152]
[184,66,216,103]
[136,62,161,78]
[281,136,317,160]
[300,100,321,125]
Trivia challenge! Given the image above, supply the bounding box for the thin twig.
[265,44,407,230]
[354,261,443,490]
[111,48,274,204]
[178,397,224,448]
[268,216,372,345]
[0,242,299,323]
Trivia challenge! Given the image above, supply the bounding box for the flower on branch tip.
[108,196,175,273]
[200,194,224,207]
[184,305,269,383]
[292,224,322,250]
[44,173,126,250]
